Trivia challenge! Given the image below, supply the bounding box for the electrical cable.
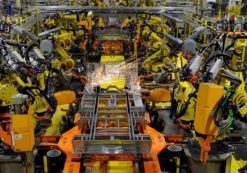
[202,53,246,73]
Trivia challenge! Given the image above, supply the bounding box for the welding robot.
[171,31,247,173]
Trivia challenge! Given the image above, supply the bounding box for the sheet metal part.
[73,92,152,154]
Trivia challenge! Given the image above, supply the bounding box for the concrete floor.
[159,110,191,137]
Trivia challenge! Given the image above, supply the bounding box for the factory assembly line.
[0,0,247,173]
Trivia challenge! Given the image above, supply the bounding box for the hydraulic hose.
[213,89,234,130]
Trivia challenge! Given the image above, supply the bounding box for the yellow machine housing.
[194,83,224,136]
[226,155,247,173]
[91,161,134,173]
[0,84,18,106]
[227,3,247,16]
[45,91,77,135]
[11,111,35,151]
[176,81,196,122]
[54,90,76,105]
